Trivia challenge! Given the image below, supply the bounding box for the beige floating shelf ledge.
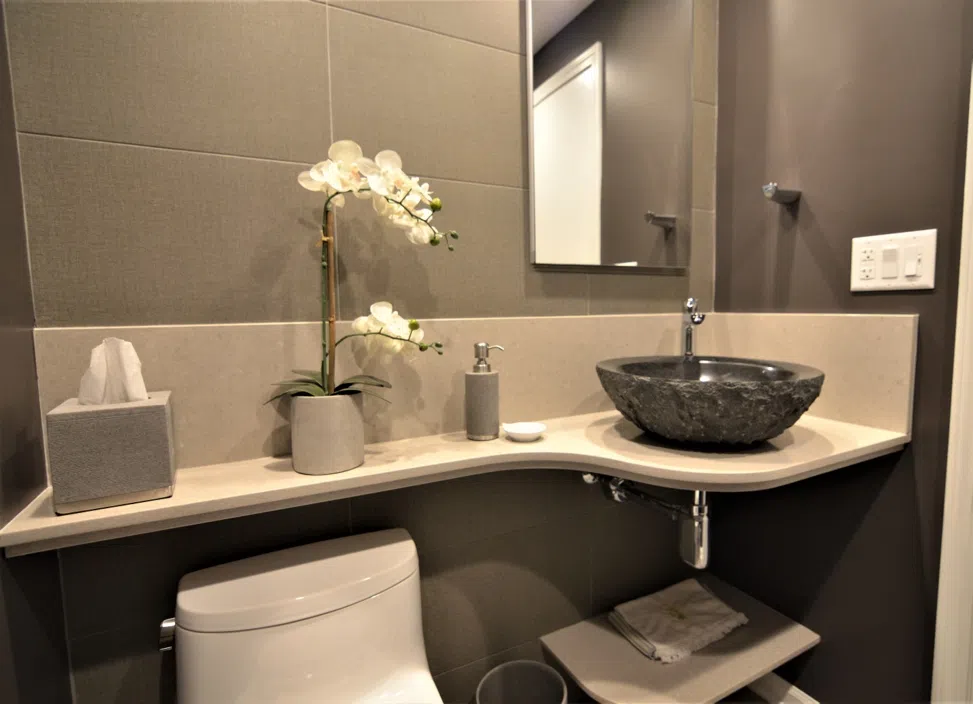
[542,575,821,704]
[0,411,909,557]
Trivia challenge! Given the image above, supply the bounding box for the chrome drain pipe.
[582,474,710,569]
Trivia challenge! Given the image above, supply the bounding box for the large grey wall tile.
[333,0,523,54]
[689,208,716,310]
[21,135,322,326]
[692,0,718,105]
[59,500,349,639]
[351,470,599,554]
[336,178,586,319]
[692,100,717,211]
[329,7,526,188]
[420,519,590,674]
[6,0,331,163]
[587,272,689,315]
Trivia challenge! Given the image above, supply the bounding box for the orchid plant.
[272,140,457,402]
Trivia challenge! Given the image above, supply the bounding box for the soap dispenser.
[466,342,504,440]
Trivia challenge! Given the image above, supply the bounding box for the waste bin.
[474,660,568,704]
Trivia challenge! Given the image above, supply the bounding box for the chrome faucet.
[682,297,705,358]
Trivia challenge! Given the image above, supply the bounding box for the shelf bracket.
[583,474,710,569]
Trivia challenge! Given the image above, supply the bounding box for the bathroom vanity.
[3,311,917,558]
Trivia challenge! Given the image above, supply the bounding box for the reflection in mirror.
[529,0,693,270]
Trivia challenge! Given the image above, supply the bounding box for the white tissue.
[77,337,149,405]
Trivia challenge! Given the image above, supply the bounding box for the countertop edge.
[0,412,910,556]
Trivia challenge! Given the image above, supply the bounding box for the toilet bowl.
[174,528,442,703]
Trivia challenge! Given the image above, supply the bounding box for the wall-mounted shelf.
[541,575,820,704]
[0,411,908,557]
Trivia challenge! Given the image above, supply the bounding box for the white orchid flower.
[406,227,432,245]
[408,179,434,205]
[375,150,402,170]
[349,301,426,356]
[372,194,390,216]
[328,140,364,164]
[300,140,456,250]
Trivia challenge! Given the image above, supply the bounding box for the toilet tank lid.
[175,529,418,632]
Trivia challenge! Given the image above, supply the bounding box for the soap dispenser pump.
[466,342,504,440]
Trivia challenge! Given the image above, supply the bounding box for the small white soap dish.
[502,422,547,442]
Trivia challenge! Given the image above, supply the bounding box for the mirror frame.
[525,0,690,275]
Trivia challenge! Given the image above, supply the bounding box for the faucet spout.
[682,297,706,358]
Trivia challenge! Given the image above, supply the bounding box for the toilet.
[174,528,443,703]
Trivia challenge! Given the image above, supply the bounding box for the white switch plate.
[850,229,936,292]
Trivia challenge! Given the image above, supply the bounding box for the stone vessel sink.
[596,356,825,446]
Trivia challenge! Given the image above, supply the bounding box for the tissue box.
[46,391,175,515]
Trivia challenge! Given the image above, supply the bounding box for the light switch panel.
[851,229,936,292]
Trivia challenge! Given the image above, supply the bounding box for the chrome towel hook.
[762,182,801,205]
[645,211,677,236]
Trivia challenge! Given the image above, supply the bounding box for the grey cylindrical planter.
[291,393,364,475]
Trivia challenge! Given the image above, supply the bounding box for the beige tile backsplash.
[698,313,918,435]
[33,315,681,468]
[34,312,916,470]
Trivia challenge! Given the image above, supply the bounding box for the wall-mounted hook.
[762,182,801,205]
[645,211,677,236]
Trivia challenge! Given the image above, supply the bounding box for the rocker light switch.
[881,246,899,279]
[904,245,920,277]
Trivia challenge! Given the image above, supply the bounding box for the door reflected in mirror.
[529,0,693,271]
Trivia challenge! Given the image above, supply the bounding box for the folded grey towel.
[609,578,748,663]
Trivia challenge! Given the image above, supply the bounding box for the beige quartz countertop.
[0,411,908,556]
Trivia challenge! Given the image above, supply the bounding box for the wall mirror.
[528,0,693,271]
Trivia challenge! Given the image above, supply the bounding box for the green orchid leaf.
[275,377,324,388]
[291,369,324,384]
[335,387,391,404]
[266,383,326,403]
[335,374,392,390]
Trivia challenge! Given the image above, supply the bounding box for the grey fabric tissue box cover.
[46,391,175,514]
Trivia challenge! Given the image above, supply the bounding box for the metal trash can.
[475,660,568,704]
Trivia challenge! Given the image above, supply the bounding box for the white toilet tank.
[175,528,442,703]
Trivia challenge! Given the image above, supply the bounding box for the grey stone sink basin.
[596,356,825,446]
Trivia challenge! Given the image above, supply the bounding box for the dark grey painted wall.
[714,1,973,700]
[0,2,72,701]
[533,0,692,267]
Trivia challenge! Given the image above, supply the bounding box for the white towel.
[609,578,748,664]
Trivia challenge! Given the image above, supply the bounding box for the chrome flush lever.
[159,617,175,652]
